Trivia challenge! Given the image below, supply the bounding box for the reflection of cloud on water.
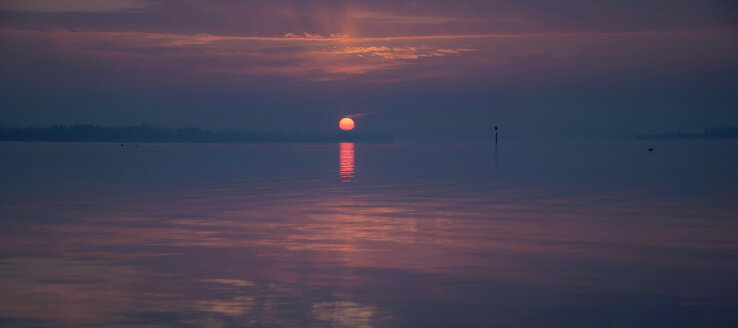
[7,185,732,285]
[196,296,256,317]
[189,279,393,327]
[201,278,257,288]
[0,257,393,327]
[312,301,380,328]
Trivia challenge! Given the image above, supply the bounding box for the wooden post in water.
[494,126,499,144]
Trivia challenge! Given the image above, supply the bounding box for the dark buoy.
[648,148,654,152]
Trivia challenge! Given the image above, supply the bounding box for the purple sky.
[1,0,737,139]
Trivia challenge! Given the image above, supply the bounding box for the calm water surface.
[0,141,737,327]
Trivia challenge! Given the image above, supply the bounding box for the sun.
[339,117,355,131]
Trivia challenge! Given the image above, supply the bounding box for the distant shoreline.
[635,126,738,140]
[0,124,394,143]
[0,140,394,144]
[635,135,738,140]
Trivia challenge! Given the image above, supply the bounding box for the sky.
[1,0,737,140]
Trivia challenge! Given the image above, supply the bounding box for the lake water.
[0,141,737,327]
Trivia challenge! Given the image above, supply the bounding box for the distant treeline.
[636,126,738,140]
[0,124,394,143]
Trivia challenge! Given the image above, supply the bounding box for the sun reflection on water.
[339,142,355,182]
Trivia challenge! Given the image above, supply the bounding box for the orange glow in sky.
[339,117,355,131]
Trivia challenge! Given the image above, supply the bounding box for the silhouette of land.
[0,124,394,143]
[636,126,738,140]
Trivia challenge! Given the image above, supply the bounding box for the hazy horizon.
[1,122,738,142]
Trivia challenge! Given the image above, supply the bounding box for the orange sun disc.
[339,117,355,131]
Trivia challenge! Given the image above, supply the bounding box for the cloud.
[348,11,472,25]
[2,26,735,86]
[345,112,375,119]
[284,32,336,39]
[329,46,476,60]
[0,28,484,82]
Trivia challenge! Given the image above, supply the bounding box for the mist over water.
[0,141,737,327]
